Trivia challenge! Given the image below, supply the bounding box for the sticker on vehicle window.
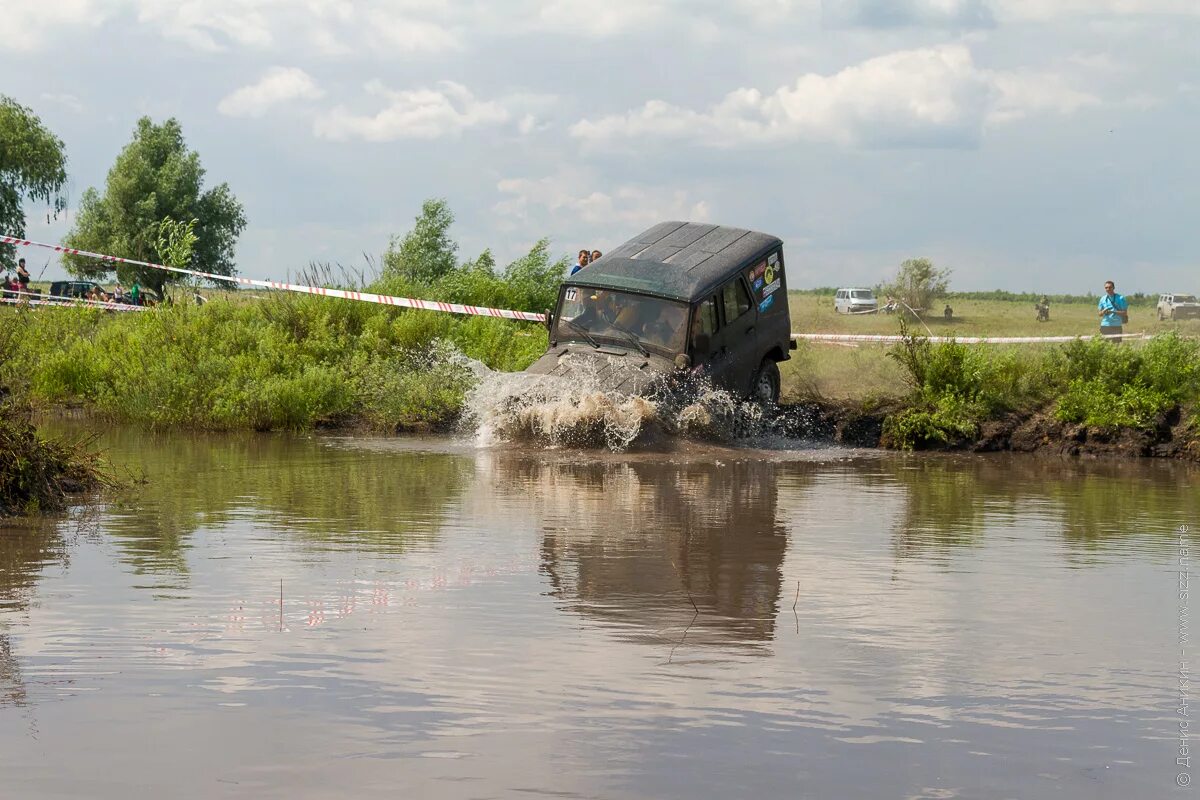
[762,278,780,297]
[565,287,578,301]
[753,277,764,291]
[768,252,778,267]
[758,295,775,313]
[764,263,777,286]
[748,261,766,281]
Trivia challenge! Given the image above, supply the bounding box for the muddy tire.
[751,359,781,406]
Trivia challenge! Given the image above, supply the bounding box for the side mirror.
[543,309,554,332]
[674,353,691,370]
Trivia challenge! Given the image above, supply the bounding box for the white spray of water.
[456,351,777,451]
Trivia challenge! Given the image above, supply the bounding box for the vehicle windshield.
[1175,295,1197,303]
[555,286,689,354]
[851,290,874,299]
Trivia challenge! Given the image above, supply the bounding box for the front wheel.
[751,359,781,406]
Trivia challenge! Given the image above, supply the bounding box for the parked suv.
[834,288,877,314]
[49,280,104,299]
[533,221,795,404]
[1157,293,1200,321]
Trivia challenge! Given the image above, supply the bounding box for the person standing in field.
[16,258,30,290]
[1098,280,1129,342]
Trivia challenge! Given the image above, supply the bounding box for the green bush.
[0,198,569,433]
[884,328,1200,445]
[1054,334,1200,430]
[882,394,982,450]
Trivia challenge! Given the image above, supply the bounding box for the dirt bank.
[776,401,1200,461]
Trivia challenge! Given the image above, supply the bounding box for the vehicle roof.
[567,221,782,301]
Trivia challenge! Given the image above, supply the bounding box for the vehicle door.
[709,275,759,394]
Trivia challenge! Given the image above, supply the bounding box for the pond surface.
[1,426,1195,799]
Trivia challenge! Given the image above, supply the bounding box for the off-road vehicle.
[529,221,795,404]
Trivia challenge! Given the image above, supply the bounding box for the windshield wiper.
[610,323,650,356]
[561,317,600,349]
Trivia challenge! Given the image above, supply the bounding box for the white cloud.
[996,0,1200,20]
[313,81,511,142]
[495,168,712,231]
[134,0,276,51]
[988,70,1100,123]
[217,67,324,118]
[823,0,995,28]
[532,0,669,36]
[362,10,461,53]
[571,45,1099,150]
[5,0,109,52]
[7,0,821,57]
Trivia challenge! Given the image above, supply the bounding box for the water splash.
[458,352,792,451]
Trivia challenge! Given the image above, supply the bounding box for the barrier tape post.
[1,234,547,323]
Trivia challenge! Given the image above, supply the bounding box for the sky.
[2,0,1198,293]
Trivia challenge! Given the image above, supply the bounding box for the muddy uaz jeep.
[527,221,795,404]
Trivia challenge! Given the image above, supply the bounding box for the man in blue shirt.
[1098,280,1129,342]
[570,249,590,276]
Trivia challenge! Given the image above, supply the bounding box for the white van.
[834,288,877,314]
[1157,293,1200,321]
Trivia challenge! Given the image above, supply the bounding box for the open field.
[782,292,1200,401]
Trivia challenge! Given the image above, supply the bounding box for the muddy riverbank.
[777,401,1200,460]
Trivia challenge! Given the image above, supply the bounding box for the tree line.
[0,96,245,294]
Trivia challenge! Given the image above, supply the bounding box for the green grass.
[6,282,1199,454]
[0,293,546,432]
[781,292,1200,402]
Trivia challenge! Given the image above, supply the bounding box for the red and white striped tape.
[791,332,1145,344]
[1,234,547,323]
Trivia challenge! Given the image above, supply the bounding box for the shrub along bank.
[0,293,547,432]
[876,330,1200,457]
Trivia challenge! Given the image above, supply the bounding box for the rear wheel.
[751,359,781,406]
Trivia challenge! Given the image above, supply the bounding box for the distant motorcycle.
[1035,302,1050,322]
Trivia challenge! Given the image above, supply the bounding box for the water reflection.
[483,455,793,648]
[0,427,1196,799]
[882,455,1198,560]
[57,426,476,577]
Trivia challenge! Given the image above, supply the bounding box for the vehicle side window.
[695,297,718,336]
[690,296,718,357]
[721,279,751,323]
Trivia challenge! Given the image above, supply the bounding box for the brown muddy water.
[0,425,1196,799]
